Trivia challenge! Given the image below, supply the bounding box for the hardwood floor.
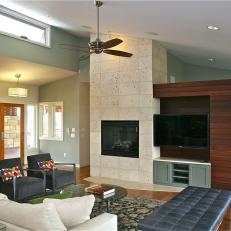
[77,166,231,231]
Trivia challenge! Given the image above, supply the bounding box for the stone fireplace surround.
[90,34,167,184]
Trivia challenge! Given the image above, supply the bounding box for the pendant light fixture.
[8,74,28,97]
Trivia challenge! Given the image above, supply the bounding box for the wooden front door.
[0,104,24,163]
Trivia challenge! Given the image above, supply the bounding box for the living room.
[0,1,231,231]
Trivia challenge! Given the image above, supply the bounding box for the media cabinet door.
[189,164,211,188]
[154,161,171,185]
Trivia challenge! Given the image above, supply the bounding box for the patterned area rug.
[91,197,165,231]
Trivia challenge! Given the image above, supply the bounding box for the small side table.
[0,223,6,231]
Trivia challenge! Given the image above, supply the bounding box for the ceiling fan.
[57,0,133,60]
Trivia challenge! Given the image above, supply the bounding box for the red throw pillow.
[37,159,55,170]
[0,165,22,182]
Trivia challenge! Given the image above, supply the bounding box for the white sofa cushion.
[69,213,117,231]
[0,200,67,231]
[43,195,95,229]
[0,193,8,200]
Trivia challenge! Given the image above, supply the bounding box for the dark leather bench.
[138,186,231,231]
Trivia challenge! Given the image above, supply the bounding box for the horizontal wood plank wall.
[160,96,210,161]
[160,96,209,114]
[153,80,231,190]
[153,80,231,97]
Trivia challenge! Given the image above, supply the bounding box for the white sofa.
[0,194,117,231]
[0,213,117,231]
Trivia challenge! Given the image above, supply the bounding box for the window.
[39,102,63,141]
[54,104,63,139]
[41,104,49,138]
[26,104,37,149]
[0,6,50,47]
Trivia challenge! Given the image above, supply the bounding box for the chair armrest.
[69,213,117,231]
[55,163,75,166]
[55,163,76,185]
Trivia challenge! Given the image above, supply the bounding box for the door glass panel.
[4,106,21,159]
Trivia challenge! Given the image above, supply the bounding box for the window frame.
[39,101,63,141]
[25,104,38,151]
[0,5,51,47]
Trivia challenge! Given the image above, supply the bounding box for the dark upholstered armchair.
[27,153,76,192]
[0,158,46,202]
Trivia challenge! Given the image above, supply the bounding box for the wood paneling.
[160,147,210,162]
[154,79,231,190]
[210,95,231,189]
[160,96,209,114]
[159,96,210,162]
[153,79,231,98]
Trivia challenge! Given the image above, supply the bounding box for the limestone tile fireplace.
[90,34,167,184]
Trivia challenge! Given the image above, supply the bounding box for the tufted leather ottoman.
[138,186,231,231]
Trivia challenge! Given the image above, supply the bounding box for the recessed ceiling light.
[208,58,216,62]
[147,31,159,36]
[207,25,220,31]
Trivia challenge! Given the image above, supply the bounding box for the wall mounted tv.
[154,114,209,148]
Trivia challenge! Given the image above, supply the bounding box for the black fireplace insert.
[101,120,139,158]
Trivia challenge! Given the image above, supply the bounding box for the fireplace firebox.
[101,121,139,158]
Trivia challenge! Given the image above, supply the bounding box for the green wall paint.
[167,53,185,82]
[0,26,89,71]
[184,63,231,82]
[39,75,80,164]
[167,52,231,82]
[38,59,90,165]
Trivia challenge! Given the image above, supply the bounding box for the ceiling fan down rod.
[95,1,103,42]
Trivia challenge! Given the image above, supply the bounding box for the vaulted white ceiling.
[1,1,231,70]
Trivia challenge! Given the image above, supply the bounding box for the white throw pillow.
[0,200,67,231]
[0,193,8,200]
[43,195,95,229]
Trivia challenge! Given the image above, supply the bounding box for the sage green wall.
[167,52,231,82]
[184,63,231,82]
[39,75,80,164]
[39,59,90,165]
[0,26,89,71]
[167,53,185,82]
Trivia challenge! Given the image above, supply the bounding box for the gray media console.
[153,158,211,188]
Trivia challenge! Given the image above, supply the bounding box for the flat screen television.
[154,114,209,148]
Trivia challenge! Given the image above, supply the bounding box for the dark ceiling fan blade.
[79,52,93,60]
[103,49,133,57]
[102,38,123,49]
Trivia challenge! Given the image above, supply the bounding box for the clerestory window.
[0,5,50,47]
